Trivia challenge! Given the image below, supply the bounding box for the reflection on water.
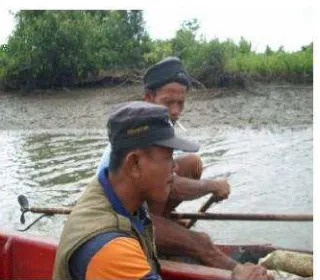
[0,126,313,250]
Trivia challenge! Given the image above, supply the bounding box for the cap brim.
[154,136,199,153]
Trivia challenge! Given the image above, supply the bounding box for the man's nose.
[170,104,180,118]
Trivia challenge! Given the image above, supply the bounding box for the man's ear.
[125,151,142,179]
[144,91,155,102]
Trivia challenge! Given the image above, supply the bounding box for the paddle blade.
[18,194,29,209]
[20,213,26,224]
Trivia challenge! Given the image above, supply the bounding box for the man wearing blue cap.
[95,57,259,272]
[54,101,272,280]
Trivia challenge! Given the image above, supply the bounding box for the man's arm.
[152,214,237,270]
[170,175,230,201]
[149,175,230,216]
[152,215,273,280]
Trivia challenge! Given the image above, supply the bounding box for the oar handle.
[186,194,219,228]
[29,207,72,215]
[18,194,72,215]
[170,212,313,221]
[198,195,220,212]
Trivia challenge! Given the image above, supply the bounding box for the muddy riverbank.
[0,84,313,130]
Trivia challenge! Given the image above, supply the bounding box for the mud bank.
[0,84,313,130]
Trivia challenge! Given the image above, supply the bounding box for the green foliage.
[0,10,149,90]
[238,37,251,54]
[265,45,274,56]
[0,11,313,91]
[171,19,200,61]
[143,40,173,65]
[225,44,313,83]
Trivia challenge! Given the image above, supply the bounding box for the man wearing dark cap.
[95,58,270,275]
[141,56,230,216]
[53,101,198,279]
[54,101,272,280]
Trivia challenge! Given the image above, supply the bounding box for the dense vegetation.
[0,10,313,91]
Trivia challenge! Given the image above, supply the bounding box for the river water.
[0,124,312,251]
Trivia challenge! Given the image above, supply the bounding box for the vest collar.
[97,167,147,233]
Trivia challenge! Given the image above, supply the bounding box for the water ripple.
[0,127,312,250]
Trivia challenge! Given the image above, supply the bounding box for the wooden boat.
[0,230,312,280]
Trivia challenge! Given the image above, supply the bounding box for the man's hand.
[232,263,274,280]
[202,178,230,201]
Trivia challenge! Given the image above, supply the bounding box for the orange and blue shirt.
[69,168,160,280]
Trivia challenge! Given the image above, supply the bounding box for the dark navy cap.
[107,101,199,152]
[143,57,191,90]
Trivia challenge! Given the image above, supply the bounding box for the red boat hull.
[0,231,311,280]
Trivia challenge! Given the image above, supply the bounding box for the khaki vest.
[53,176,159,280]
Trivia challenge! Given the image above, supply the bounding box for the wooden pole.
[170,212,313,222]
[23,206,313,221]
[185,194,219,228]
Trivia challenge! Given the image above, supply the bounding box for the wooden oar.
[170,212,313,221]
[18,195,312,222]
[23,206,72,215]
[18,195,71,225]
[185,194,220,228]
[184,181,243,229]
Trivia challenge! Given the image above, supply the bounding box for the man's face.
[139,146,177,204]
[145,82,187,122]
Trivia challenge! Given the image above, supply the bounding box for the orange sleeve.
[85,236,152,279]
